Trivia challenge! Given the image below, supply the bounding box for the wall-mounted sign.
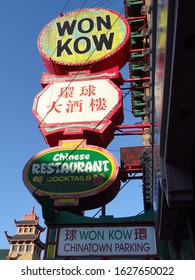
[56,225,157,258]
[22,144,120,210]
[38,8,130,74]
[33,78,123,147]
[120,146,144,171]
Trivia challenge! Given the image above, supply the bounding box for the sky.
[0,0,144,249]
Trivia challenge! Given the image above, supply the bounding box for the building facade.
[4,207,45,260]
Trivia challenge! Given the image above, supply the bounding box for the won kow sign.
[38,8,130,73]
[57,225,158,258]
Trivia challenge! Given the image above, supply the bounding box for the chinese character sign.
[57,225,157,257]
[33,79,121,125]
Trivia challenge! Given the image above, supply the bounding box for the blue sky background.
[0,0,144,249]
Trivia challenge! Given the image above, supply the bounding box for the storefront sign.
[23,145,120,210]
[33,78,123,147]
[33,79,121,125]
[57,225,157,257]
[38,8,130,73]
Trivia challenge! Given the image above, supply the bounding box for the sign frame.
[45,222,158,259]
[22,144,120,210]
[37,8,130,74]
[33,78,123,147]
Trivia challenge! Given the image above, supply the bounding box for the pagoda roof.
[4,231,45,248]
[13,207,45,231]
[14,220,45,231]
[5,233,38,241]
[15,220,37,225]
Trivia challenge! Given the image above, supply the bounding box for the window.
[34,247,41,256]
[29,227,34,233]
[26,245,32,252]
[19,245,25,252]
[12,245,17,252]
[19,228,23,233]
[24,228,28,233]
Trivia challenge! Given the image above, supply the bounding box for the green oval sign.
[23,146,119,198]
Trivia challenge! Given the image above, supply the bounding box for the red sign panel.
[120,146,144,172]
